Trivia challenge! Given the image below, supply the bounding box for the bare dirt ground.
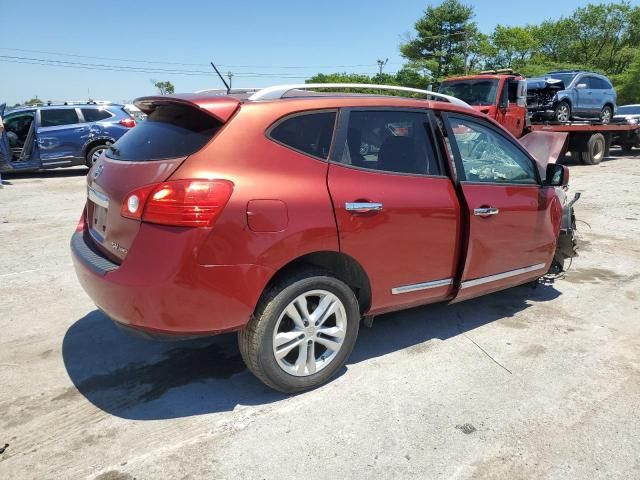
[1,152,639,480]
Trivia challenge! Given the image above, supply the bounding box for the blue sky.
[3,0,636,105]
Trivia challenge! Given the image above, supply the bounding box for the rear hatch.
[85,95,239,262]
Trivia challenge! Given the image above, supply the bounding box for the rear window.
[269,111,336,160]
[81,108,113,122]
[40,109,79,127]
[105,104,221,161]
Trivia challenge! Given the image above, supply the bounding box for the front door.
[37,107,89,167]
[328,109,461,314]
[575,76,596,115]
[442,113,560,302]
[0,104,10,168]
[502,78,527,138]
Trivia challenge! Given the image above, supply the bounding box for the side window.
[447,116,538,185]
[81,108,113,122]
[40,109,79,127]
[507,80,519,103]
[337,110,440,175]
[581,76,594,89]
[269,111,336,160]
[591,77,610,90]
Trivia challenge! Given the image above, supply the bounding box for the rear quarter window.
[81,108,114,122]
[268,111,336,160]
[105,104,221,161]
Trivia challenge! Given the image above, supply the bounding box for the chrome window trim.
[461,263,546,289]
[391,278,453,295]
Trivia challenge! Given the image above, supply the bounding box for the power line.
[0,47,401,70]
[1,55,393,78]
[0,56,332,78]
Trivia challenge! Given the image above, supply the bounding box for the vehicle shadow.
[561,147,638,167]
[61,281,561,420]
[2,167,88,179]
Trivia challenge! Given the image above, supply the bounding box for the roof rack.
[247,83,471,108]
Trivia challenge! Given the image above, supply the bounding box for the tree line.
[309,0,640,104]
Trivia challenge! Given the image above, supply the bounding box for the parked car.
[123,104,147,123]
[71,85,577,393]
[0,103,136,172]
[526,70,616,123]
[611,104,640,152]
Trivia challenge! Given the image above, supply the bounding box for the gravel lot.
[1,152,639,480]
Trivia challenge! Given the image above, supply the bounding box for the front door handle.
[345,202,383,214]
[474,207,500,216]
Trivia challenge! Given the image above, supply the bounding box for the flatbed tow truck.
[439,70,640,165]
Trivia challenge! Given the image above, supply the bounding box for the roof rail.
[195,88,261,95]
[247,83,471,108]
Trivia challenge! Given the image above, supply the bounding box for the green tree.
[567,2,640,75]
[400,0,480,82]
[24,97,42,105]
[612,51,640,104]
[151,80,175,95]
[487,25,539,70]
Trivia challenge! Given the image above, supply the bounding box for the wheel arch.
[261,251,372,315]
[83,136,115,158]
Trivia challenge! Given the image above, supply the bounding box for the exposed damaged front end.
[550,190,581,273]
[526,78,566,115]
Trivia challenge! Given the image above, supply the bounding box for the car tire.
[621,144,633,154]
[85,143,110,167]
[600,105,613,124]
[238,268,360,393]
[554,101,571,123]
[581,133,606,165]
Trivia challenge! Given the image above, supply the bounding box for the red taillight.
[76,209,86,232]
[119,118,136,128]
[121,180,234,227]
[120,184,156,221]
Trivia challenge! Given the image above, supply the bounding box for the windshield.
[616,105,640,115]
[438,79,499,106]
[545,73,576,86]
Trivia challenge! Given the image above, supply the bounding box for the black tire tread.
[238,267,356,392]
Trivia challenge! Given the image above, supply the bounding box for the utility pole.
[376,58,388,76]
[226,72,234,90]
[463,31,470,75]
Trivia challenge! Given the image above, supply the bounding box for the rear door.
[328,108,461,313]
[442,113,560,302]
[37,107,89,166]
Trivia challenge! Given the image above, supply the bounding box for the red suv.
[71,84,575,392]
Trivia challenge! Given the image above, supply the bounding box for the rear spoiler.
[134,94,240,123]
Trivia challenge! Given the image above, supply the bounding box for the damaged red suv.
[71,84,577,392]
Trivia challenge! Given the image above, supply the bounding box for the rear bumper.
[71,227,274,336]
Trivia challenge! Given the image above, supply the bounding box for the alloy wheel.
[556,104,570,123]
[91,147,107,164]
[601,107,612,124]
[272,290,347,377]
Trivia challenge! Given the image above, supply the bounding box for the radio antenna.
[210,62,231,93]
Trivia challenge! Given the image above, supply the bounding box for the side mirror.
[545,163,569,187]
[576,83,587,90]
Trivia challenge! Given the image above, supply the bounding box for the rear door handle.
[345,202,383,214]
[474,207,500,216]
